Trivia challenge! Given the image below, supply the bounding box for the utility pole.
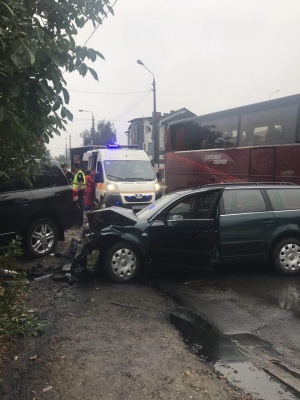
[137,60,158,170]
[92,113,95,145]
[79,109,95,145]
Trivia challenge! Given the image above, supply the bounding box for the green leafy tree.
[55,154,69,165]
[81,119,116,146]
[0,0,114,181]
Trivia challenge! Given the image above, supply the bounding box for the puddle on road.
[170,311,298,400]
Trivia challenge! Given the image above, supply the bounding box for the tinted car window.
[166,191,219,220]
[166,196,195,220]
[266,188,300,211]
[32,164,68,188]
[0,178,28,192]
[222,189,267,214]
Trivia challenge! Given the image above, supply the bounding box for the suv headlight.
[154,183,160,191]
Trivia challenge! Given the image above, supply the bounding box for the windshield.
[104,160,156,181]
[137,192,184,220]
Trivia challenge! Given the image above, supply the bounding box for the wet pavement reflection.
[143,262,300,399]
[170,309,299,400]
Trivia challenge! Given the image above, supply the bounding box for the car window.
[222,189,267,215]
[166,191,219,220]
[266,188,300,211]
[0,178,28,192]
[32,164,67,188]
[97,161,103,175]
[166,196,195,220]
[138,192,186,220]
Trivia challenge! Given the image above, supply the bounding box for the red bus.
[165,93,300,193]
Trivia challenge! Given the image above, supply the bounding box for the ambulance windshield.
[104,160,156,181]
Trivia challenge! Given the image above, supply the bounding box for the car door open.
[148,190,222,267]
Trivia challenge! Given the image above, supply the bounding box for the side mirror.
[94,172,103,183]
[156,172,162,182]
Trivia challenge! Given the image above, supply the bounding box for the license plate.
[132,205,145,210]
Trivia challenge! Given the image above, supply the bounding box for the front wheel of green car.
[272,237,300,275]
[104,241,141,282]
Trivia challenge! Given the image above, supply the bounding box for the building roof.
[159,108,196,124]
[128,108,196,125]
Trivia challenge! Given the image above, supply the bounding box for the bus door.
[249,147,276,182]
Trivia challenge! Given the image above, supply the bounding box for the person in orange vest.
[72,163,86,227]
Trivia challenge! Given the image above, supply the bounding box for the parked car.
[72,183,300,282]
[0,160,80,257]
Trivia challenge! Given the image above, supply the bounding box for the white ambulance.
[85,144,162,211]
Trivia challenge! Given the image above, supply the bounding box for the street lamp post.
[79,109,95,145]
[125,130,130,146]
[137,59,158,170]
[269,90,279,100]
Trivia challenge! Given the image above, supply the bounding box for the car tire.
[272,237,300,275]
[25,218,58,258]
[104,241,141,282]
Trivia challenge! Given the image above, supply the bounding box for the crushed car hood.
[87,206,139,231]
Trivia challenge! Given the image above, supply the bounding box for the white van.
[85,145,162,211]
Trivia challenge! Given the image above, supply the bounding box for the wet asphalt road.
[142,262,300,399]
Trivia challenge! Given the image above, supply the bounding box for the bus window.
[199,116,238,149]
[170,117,238,151]
[240,105,298,146]
[170,123,201,151]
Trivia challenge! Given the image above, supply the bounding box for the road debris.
[111,302,139,309]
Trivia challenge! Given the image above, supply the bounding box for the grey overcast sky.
[48,0,300,157]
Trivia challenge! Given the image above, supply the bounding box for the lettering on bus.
[204,154,227,164]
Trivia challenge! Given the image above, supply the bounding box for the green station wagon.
[74,183,300,282]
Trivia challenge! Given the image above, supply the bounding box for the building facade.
[128,108,196,178]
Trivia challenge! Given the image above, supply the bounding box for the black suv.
[0,160,80,257]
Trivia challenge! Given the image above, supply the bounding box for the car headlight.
[107,182,118,191]
[154,183,160,191]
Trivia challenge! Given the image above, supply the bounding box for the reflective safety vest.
[72,169,86,190]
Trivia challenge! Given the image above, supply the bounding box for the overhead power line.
[109,91,152,122]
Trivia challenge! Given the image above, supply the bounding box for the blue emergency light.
[106,143,139,149]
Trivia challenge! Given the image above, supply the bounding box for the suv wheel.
[273,238,300,275]
[104,241,141,282]
[25,218,58,258]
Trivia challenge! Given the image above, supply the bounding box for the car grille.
[124,195,153,203]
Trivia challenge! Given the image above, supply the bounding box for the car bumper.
[101,191,162,211]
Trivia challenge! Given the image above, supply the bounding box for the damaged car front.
[70,206,150,282]
[70,189,207,283]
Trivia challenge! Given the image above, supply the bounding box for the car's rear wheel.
[25,218,57,258]
[104,241,141,282]
[272,237,300,275]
